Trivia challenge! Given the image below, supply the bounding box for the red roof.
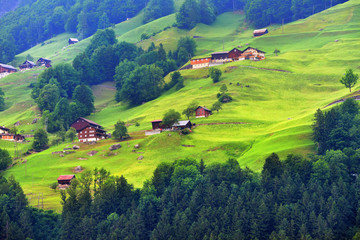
[57,175,75,181]
[71,117,102,132]
[151,120,162,123]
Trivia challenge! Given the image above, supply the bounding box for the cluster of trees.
[56,146,360,239]
[244,0,348,28]
[144,0,174,23]
[31,28,196,133]
[176,0,348,30]
[0,175,60,239]
[0,0,147,62]
[312,98,360,155]
[31,63,95,133]
[112,35,196,105]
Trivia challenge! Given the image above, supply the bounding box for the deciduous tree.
[340,69,358,92]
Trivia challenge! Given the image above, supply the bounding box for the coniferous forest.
[2,99,360,239]
[0,0,348,63]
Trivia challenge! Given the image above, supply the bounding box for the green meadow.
[1,0,360,210]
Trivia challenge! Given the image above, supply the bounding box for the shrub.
[50,182,58,191]
[218,93,232,103]
[181,128,191,135]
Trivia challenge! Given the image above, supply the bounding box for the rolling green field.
[2,0,360,211]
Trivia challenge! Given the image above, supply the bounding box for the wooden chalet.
[0,134,25,142]
[0,63,17,73]
[242,47,266,60]
[0,126,9,134]
[69,38,79,45]
[19,60,36,69]
[190,57,211,69]
[173,120,192,130]
[57,175,75,185]
[195,106,212,118]
[253,28,268,37]
[211,51,231,62]
[70,117,108,143]
[151,120,163,130]
[37,58,52,68]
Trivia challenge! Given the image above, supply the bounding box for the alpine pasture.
[2,0,360,210]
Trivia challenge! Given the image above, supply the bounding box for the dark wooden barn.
[70,117,108,143]
[151,120,163,130]
[195,106,212,118]
[253,29,268,37]
[69,38,79,45]
[228,48,243,60]
[211,51,230,61]
[57,175,76,185]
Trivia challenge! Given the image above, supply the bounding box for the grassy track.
[1,0,360,210]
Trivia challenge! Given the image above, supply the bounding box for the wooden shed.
[69,38,79,45]
[151,120,163,130]
[172,120,192,130]
[211,51,230,62]
[57,175,76,185]
[253,29,268,37]
[37,58,52,67]
[19,60,36,69]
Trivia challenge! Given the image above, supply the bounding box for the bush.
[50,182,58,191]
[218,93,232,103]
[181,128,191,135]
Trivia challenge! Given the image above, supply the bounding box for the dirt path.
[323,94,360,108]
[237,65,292,73]
[98,85,116,90]
[197,122,250,126]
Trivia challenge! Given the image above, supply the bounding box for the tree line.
[0,0,146,62]
[176,0,348,29]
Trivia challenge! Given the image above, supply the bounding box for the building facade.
[71,117,108,142]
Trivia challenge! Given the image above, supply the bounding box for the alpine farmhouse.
[70,117,108,142]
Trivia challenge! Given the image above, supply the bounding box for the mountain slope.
[1,0,360,210]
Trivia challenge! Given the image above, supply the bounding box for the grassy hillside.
[2,0,360,210]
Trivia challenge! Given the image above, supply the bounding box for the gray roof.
[37,58,51,62]
[173,120,191,127]
[212,51,229,55]
[0,63,16,70]
[22,60,36,65]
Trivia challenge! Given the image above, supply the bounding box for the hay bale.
[73,145,80,150]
